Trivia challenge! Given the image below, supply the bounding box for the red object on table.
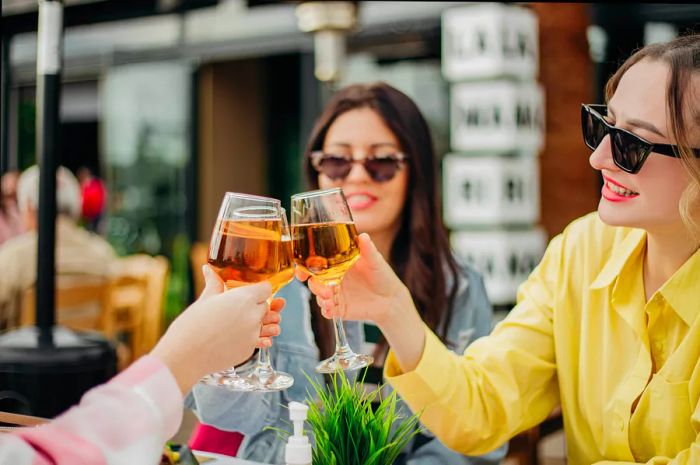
[188,422,244,457]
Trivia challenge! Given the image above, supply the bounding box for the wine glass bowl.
[209,206,285,289]
[292,222,360,282]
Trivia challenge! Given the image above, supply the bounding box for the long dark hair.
[302,82,460,359]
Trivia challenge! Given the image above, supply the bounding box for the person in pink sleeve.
[0,265,285,465]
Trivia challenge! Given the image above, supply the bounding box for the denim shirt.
[186,260,508,464]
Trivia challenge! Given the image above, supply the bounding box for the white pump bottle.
[285,401,312,465]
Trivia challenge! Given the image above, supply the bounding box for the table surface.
[192,450,273,465]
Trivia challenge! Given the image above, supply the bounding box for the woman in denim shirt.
[187,82,507,465]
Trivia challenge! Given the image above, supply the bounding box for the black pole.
[1,35,11,177]
[35,0,63,348]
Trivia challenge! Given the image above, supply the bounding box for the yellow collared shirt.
[386,212,699,464]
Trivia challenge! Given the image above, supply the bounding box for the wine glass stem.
[329,281,353,359]
[254,298,274,380]
[255,348,273,379]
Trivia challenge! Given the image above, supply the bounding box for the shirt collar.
[590,226,700,327]
[590,227,646,290]
[657,246,700,327]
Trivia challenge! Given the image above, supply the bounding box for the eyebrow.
[608,105,667,139]
[326,142,398,149]
[627,118,666,138]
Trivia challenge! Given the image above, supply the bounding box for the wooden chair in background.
[20,276,134,369]
[20,254,169,369]
[113,254,169,360]
[20,277,111,331]
[102,274,149,364]
[190,241,209,298]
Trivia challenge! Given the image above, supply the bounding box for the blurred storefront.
[2,1,699,311]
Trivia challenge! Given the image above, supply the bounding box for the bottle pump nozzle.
[285,401,312,465]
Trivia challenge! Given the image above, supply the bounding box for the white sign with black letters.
[451,228,547,305]
[443,154,540,226]
[442,3,539,82]
[450,80,544,153]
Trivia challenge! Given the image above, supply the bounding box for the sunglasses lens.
[317,156,352,180]
[583,108,606,149]
[613,131,647,173]
[364,158,401,182]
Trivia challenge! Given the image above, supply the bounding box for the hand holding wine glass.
[295,232,407,323]
[153,266,284,395]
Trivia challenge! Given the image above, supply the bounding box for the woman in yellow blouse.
[298,35,700,464]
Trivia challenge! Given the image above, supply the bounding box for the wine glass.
[290,187,374,373]
[201,192,293,391]
[241,207,295,391]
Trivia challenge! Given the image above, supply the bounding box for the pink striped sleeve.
[2,355,183,465]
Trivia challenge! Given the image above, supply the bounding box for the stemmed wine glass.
[201,192,294,391]
[240,207,295,391]
[290,187,374,373]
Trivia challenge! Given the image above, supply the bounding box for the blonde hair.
[17,165,82,220]
[605,34,700,242]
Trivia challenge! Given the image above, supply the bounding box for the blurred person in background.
[187,83,507,465]
[0,170,25,246]
[303,35,700,463]
[0,165,116,330]
[0,267,285,465]
[77,166,107,233]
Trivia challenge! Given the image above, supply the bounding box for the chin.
[353,221,375,235]
[597,203,642,229]
[351,212,377,231]
[597,205,669,233]
[354,219,389,237]
[351,206,402,237]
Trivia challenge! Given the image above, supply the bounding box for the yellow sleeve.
[385,234,564,455]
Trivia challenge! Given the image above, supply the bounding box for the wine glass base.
[242,370,294,392]
[315,353,374,374]
[200,371,256,391]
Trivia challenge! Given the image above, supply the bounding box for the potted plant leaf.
[271,371,424,465]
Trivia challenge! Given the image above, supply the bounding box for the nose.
[589,135,618,172]
[344,154,372,183]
